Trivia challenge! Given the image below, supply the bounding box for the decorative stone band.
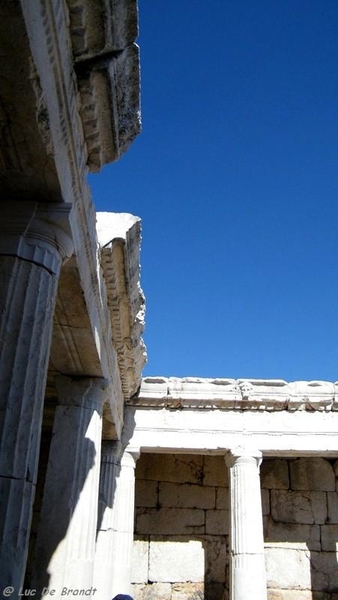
[0,202,73,275]
[130,376,338,412]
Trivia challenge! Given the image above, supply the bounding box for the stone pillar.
[32,376,108,597]
[0,202,73,591]
[93,446,138,598]
[226,448,267,600]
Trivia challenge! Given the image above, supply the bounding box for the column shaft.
[0,203,72,591]
[96,449,138,597]
[32,377,107,597]
[226,449,267,600]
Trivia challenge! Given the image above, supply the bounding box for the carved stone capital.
[55,375,109,411]
[225,447,262,469]
[0,202,73,274]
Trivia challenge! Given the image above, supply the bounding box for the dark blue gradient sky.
[90,1,338,380]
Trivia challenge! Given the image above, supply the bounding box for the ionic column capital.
[225,447,262,469]
[0,202,73,274]
[55,375,109,412]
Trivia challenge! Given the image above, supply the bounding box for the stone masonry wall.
[132,454,338,600]
[262,456,338,600]
[132,454,229,600]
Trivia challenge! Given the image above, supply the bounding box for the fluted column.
[93,446,139,598]
[0,202,73,591]
[225,448,267,600]
[32,376,108,597]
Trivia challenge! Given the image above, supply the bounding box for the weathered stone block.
[321,524,338,551]
[149,540,205,583]
[310,551,338,591]
[137,454,204,485]
[132,540,149,583]
[215,487,229,510]
[261,459,290,490]
[263,516,321,550]
[290,458,335,491]
[132,583,172,600]
[135,479,158,507]
[136,507,205,535]
[171,582,204,600]
[262,488,270,516]
[203,535,227,583]
[204,456,228,487]
[205,510,229,535]
[271,490,327,524]
[268,591,312,600]
[327,492,338,523]
[265,547,311,589]
[159,482,215,509]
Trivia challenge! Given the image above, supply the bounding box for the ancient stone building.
[1,2,338,600]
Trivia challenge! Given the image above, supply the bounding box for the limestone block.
[135,479,158,507]
[327,492,338,523]
[265,547,311,589]
[159,482,215,509]
[204,456,228,487]
[310,551,338,591]
[136,507,205,535]
[261,459,289,489]
[268,591,312,600]
[132,540,149,583]
[288,381,334,411]
[321,524,338,551]
[271,490,327,524]
[290,458,335,491]
[132,583,172,600]
[149,540,205,583]
[171,582,204,600]
[216,487,229,510]
[263,517,321,551]
[203,535,227,583]
[136,454,204,485]
[205,510,229,535]
[262,489,270,516]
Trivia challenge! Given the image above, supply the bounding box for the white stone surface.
[96,212,140,246]
[132,540,149,583]
[32,377,107,592]
[149,540,205,583]
[265,547,311,590]
[226,449,267,600]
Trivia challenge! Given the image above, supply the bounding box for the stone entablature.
[130,377,337,412]
[97,212,146,401]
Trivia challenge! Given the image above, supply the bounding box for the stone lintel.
[97,212,146,401]
[129,376,336,412]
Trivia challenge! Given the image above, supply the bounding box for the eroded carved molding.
[129,376,337,412]
[97,212,146,400]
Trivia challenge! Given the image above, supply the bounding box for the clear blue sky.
[90,0,338,381]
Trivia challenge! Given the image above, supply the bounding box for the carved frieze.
[129,377,336,412]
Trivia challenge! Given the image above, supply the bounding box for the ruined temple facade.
[1,2,338,600]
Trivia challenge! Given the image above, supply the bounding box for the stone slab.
[204,456,228,487]
[290,458,335,491]
[132,539,149,583]
[205,509,229,535]
[263,517,321,551]
[265,547,311,589]
[136,454,204,485]
[135,479,158,508]
[261,459,290,489]
[215,487,229,510]
[271,490,327,524]
[136,507,205,535]
[159,482,215,509]
[321,524,338,551]
[327,491,338,523]
[149,540,205,583]
[310,551,338,591]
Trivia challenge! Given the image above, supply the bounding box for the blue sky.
[90,0,338,381]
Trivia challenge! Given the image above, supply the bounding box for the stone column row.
[0,202,73,591]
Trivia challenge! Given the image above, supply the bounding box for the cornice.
[129,376,338,412]
[97,212,146,400]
